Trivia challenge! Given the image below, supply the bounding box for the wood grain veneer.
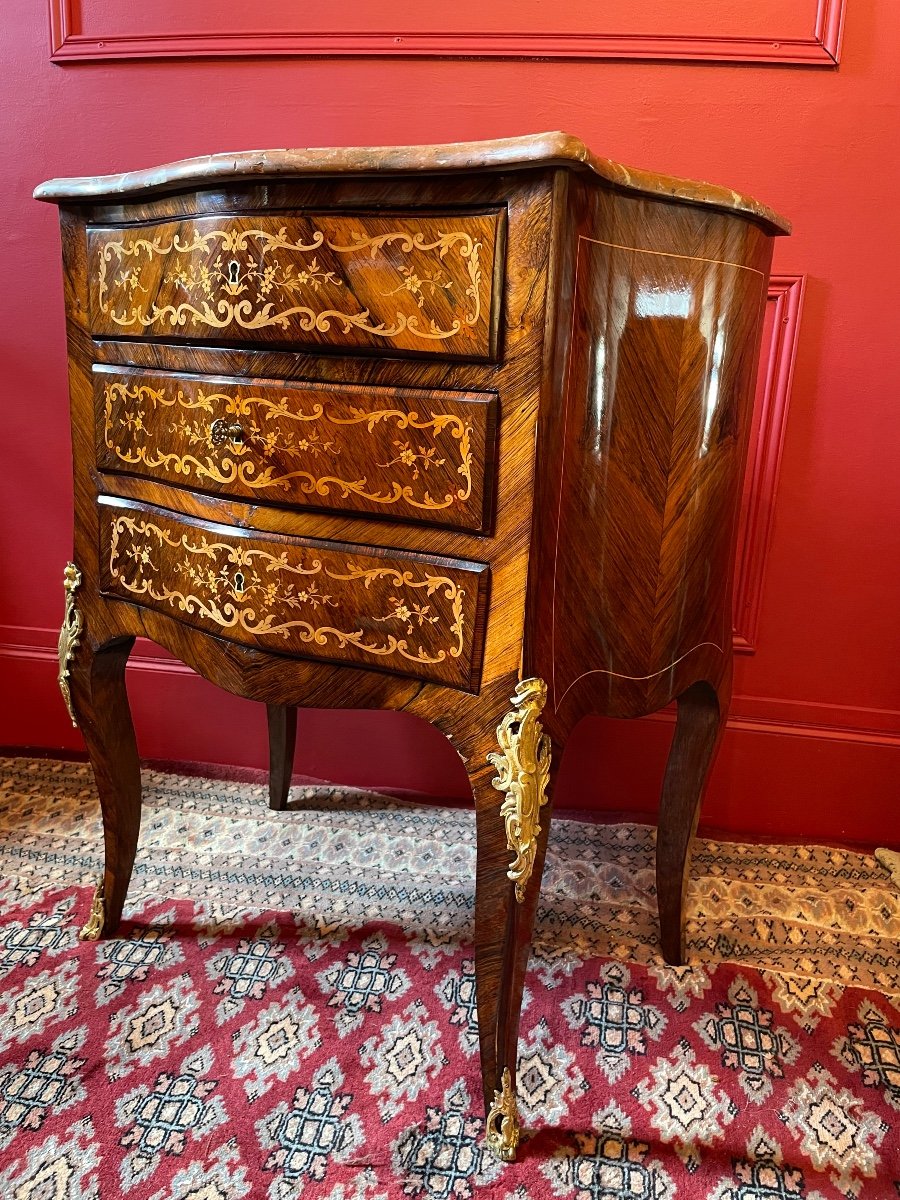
[37,132,787,1161]
[94,365,498,532]
[87,209,503,359]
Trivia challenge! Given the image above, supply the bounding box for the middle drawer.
[95,365,497,533]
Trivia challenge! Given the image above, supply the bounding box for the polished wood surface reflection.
[98,496,490,690]
[87,210,503,358]
[94,365,498,531]
[267,703,297,812]
[38,132,787,1161]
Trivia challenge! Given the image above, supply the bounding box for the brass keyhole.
[233,571,245,595]
[227,259,241,285]
[210,419,245,447]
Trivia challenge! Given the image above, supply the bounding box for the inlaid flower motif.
[287,584,338,611]
[377,597,438,636]
[97,223,484,342]
[386,264,454,309]
[116,268,144,294]
[123,409,145,434]
[379,439,446,481]
[127,545,154,568]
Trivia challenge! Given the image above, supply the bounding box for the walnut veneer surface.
[37,132,787,1163]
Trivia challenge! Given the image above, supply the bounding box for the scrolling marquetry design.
[485,1067,520,1162]
[107,515,466,668]
[95,225,483,343]
[57,562,84,727]
[101,381,473,512]
[79,879,105,941]
[487,677,552,903]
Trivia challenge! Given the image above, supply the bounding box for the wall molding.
[49,0,845,65]
[733,274,806,654]
[3,621,898,748]
[0,624,193,676]
[646,701,900,749]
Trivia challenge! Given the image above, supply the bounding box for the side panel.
[530,189,773,725]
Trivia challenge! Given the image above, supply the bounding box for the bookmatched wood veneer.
[37,132,788,1162]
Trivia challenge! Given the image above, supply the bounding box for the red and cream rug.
[0,756,898,1198]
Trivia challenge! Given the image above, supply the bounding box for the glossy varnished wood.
[656,677,729,965]
[94,365,498,532]
[38,134,787,1156]
[528,197,773,725]
[34,131,790,235]
[87,209,503,359]
[98,496,491,691]
[267,704,297,811]
[68,636,141,936]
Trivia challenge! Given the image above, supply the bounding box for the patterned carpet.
[1,755,899,1198]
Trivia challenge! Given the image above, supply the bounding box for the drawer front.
[95,366,497,533]
[88,210,502,359]
[98,500,489,690]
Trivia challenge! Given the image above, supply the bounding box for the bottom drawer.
[98,498,489,691]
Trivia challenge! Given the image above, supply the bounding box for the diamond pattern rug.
[0,756,899,1198]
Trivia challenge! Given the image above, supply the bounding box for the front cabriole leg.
[60,567,142,943]
[70,636,142,942]
[476,676,553,1163]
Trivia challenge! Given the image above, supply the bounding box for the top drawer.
[87,210,503,360]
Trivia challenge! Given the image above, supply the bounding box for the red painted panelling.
[50,0,846,65]
[3,0,899,845]
[734,276,806,653]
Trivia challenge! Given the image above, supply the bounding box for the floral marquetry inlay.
[95,368,495,533]
[88,212,502,359]
[100,503,488,690]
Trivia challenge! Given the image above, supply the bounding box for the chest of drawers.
[37,133,788,1162]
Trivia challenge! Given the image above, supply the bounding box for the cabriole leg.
[656,679,729,966]
[473,677,555,1163]
[267,704,297,811]
[63,593,141,941]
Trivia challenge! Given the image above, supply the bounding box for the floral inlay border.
[101,381,473,512]
[94,223,484,342]
[107,514,467,667]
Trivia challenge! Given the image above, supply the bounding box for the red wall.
[2,0,899,847]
